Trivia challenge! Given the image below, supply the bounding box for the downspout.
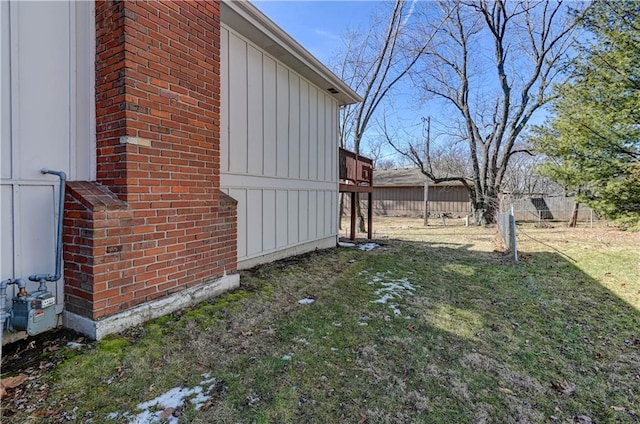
[29,169,67,290]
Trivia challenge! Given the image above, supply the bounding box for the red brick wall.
[64,0,237,320]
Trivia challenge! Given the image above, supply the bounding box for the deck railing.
[339,147,373,190]
[338,148,373,240]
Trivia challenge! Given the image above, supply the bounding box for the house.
[0,0,360,341]
[369,168,471,218]
[219,4,360,269]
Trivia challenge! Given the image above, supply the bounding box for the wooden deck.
[339,148,373,240]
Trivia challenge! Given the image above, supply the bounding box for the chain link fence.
[501,195,604,228]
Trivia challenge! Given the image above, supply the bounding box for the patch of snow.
[359,243,380,251]
[66,342,84,349]
[338,242,356,247]
[372,293,395,304]
[368,272,417,317]
[113,374,219,424]
[298,298,315,305]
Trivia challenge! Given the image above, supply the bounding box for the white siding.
[263,56,277,177]
[288,74,300,179]
[263,189,276,251]
[247,46,264,175]
[1,1,94,311]
[276,64,289,178]
[276,190,288,248]
[229,188,247,259]
[308,87,318,181]
[220,28,230,173]
[299,80,310,180]
[246,190,262,256]
[220,26,340,266]
[228,33,248,174]
[288,191,299,244]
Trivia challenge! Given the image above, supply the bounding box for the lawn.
[2,218,639,423]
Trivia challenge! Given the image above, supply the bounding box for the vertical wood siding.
[1,1,94,311]
[363,186,471,217]
[220,26,339,264]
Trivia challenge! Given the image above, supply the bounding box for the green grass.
[4,222,639,423]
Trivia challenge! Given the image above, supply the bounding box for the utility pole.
[423,117,430,227]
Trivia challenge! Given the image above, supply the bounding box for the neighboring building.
[0,0,359,340]
[369,168,471,218]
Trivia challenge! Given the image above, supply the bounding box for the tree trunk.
[568,201,579,227]
[356,193,366,233]
[471,191,499,225]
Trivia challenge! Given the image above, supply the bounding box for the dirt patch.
[2,327,87,376]
[1,327,88,421]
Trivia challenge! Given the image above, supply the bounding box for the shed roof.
[221,1,362,106]
[374,168,466,187]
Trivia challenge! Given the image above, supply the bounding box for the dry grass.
[2,217,639,423]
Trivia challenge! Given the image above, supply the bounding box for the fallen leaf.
[200,400,214,411]
[1,374,29,390]
[160,408,174,420]
[498,387,514,395]
[33,408,57,418]
[0,374,29,399]
[552,380,576,396]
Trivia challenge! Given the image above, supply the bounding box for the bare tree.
[387,0,583,223]
[502,152,563,196]
[334,0,446,230]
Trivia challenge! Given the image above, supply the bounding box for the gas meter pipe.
[29,169,67,289]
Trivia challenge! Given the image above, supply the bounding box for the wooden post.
[423,117,431,227]
[423,181,429,226]
[367,191,373,240]
[350,192,356,240]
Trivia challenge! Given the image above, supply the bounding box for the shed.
[370,168,471,218]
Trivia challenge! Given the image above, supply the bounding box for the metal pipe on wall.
[29,169,67,288]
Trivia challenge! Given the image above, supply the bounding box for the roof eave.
[221,0,362,106]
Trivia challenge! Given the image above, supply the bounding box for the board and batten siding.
[1,1,94,312]
[220,25,339,268]
[352,185,471,218]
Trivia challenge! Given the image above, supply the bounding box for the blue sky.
[252,0,558,165]
[253,1,380,67]
[253,1,424,163]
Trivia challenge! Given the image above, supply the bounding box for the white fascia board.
[221,0,362,106]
